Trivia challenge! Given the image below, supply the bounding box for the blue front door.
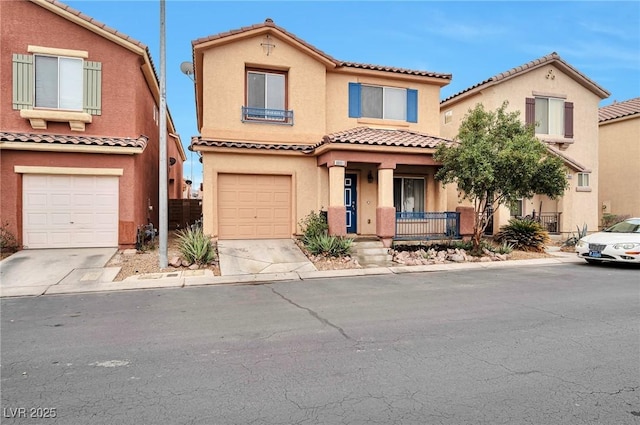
[345,173,357,233]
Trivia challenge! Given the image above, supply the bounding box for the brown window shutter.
[525,97,535,126]
[564,102,573,138]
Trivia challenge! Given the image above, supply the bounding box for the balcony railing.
[241,107,294,125]
[395,211,461,241]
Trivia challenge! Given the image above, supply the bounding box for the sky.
[64,0,640,189]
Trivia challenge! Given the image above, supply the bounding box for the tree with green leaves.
[434,102,568,252]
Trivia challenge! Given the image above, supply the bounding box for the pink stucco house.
[190,19,462,246]
[0,0,186,249]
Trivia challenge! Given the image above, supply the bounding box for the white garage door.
[218,174,291,239]
[23,174,119,248]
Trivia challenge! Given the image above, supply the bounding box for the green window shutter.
[84,61,102,115]
[12,54,33,110]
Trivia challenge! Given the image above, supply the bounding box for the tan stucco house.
[0,0,186,249]
[598,97,640,223]
[440,52,610,235]
[190,19,459,246]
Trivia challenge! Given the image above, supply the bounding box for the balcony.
[241,107,294,125]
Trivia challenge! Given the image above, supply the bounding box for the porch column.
[376,168,395,248]
[327,165,346,236]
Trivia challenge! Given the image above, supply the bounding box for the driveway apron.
[0,248,116,295]
[217,239,317,276]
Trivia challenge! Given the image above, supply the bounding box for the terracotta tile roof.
[545,145,590,173]
[193,19,451,80]
[599,97,640,123]
[319,127,454,149]
[442,52,609,104]
[336,61,451,79]
[190,137,315,152]
[0,131,148,149]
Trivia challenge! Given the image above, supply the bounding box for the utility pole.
[158,0,168,268]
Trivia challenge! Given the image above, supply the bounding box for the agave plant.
[176,227,216,265]
[494,218,550,252]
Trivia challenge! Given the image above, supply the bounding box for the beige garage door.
[23,174,119,248]
[218,174,291,239]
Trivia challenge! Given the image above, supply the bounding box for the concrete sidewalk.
[0,250,583,298]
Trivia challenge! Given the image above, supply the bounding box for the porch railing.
[395,211,461,241]
[521,211,561,233]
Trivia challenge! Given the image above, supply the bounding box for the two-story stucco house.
[0,0,186,249]
[598,97,640,223]
[190,19,458,247]
[440,52,610,235]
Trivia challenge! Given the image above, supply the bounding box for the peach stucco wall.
[199,34,328,144]
[196,25,450,238]
[0,0,183,248]
[440,63,605,234]
[598,115,640,221]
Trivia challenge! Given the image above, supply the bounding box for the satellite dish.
[180,61,194,77]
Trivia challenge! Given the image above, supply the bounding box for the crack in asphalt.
[268,286,353,341]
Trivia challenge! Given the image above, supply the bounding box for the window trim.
[244,67,291,124]
[33,54,84,111]
[393,176,426,213]
[361,84,407,121]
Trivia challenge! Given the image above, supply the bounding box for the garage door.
[218,174,291,239]
[23,174,119,248]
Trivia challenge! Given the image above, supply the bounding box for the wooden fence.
[168,199,202,230]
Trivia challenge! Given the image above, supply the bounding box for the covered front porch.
[313,127,463,246]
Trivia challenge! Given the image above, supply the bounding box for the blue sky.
[65,1,640,188]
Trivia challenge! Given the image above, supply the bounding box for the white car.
[576,218,640,264]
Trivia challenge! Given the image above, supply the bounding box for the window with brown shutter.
[525,97,535,126]
[564,102,573,138]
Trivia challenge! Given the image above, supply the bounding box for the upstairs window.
[349,83,418,123]
[362,85,406,120]
[35,55,83,110]
[577,173,590,187]
[526,97,573,138]
[244,69,292,124]
[12,52,102,115]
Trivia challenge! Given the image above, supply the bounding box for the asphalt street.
[1,263,638,425]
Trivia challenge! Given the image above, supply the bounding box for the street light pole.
[158,0,168,268]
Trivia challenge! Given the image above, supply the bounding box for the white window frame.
[246,70,286,111]
[394,176,425,213]
[444,110,453,124]
[34,54,83,111]
[534,97,564,136]
[577,173,590,187]
[361,84,407,121]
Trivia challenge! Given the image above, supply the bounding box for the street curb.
[0,254,584,298]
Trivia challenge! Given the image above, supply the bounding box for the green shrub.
[495,241,515,255]
[176,227,216,265]
[299,210,328,244]
[602,213,630,229]
[0,221,18,253]
[305,233,352,256]
[562,224,588,247]
[299,211,352,256]
[494,218,549,252]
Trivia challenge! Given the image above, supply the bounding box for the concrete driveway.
[217,239,317,276]
[0,248,117,297]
